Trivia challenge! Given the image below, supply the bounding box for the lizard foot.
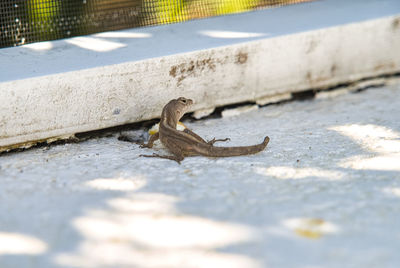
[139,143,151,148]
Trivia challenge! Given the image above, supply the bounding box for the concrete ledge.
[1,0,399,151]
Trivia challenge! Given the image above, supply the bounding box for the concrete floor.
[1,82,400,268]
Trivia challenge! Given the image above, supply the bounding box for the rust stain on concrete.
[392,17,400,30]
[374,62,396,71]
[169,52,249,86]
[236,52,248,64]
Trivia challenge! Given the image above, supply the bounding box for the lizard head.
[176,97,193,108]
[171,97,193,119]
[161,97,194,125]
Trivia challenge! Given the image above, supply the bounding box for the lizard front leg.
[140,132,159,148]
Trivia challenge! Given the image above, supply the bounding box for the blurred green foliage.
[28,0,61,40]
[150,0,263,24]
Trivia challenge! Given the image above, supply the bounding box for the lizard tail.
[204,136,270,157]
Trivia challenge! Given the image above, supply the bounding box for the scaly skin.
[140,97,269,163]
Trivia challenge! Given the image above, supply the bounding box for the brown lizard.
[140,97,270,163]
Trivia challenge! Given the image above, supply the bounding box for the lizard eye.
[181,99,187,103]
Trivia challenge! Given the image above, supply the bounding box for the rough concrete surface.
[1,83,400,268]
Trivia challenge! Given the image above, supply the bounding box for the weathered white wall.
[0,0,399,151]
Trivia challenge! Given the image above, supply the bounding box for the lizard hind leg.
[139,153,184,164]
[183,128,230,146]
[207,137,230,146]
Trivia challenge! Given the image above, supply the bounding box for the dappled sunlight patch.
[0,232,48,255]
[24,41,53,51]
[85,176,146,191]
[54,192,260,268]
[56,244,261,268]
[330,124,400,171]
[330,124,400,153]
[107,193,179,213]
[341,155,400,171]
[282,218,339,239]
[255,166,344,180]
[66,37,126,52]
[72,212,256,248]
[382,187,400,197]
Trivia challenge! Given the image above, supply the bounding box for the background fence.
[0,0,315,48]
